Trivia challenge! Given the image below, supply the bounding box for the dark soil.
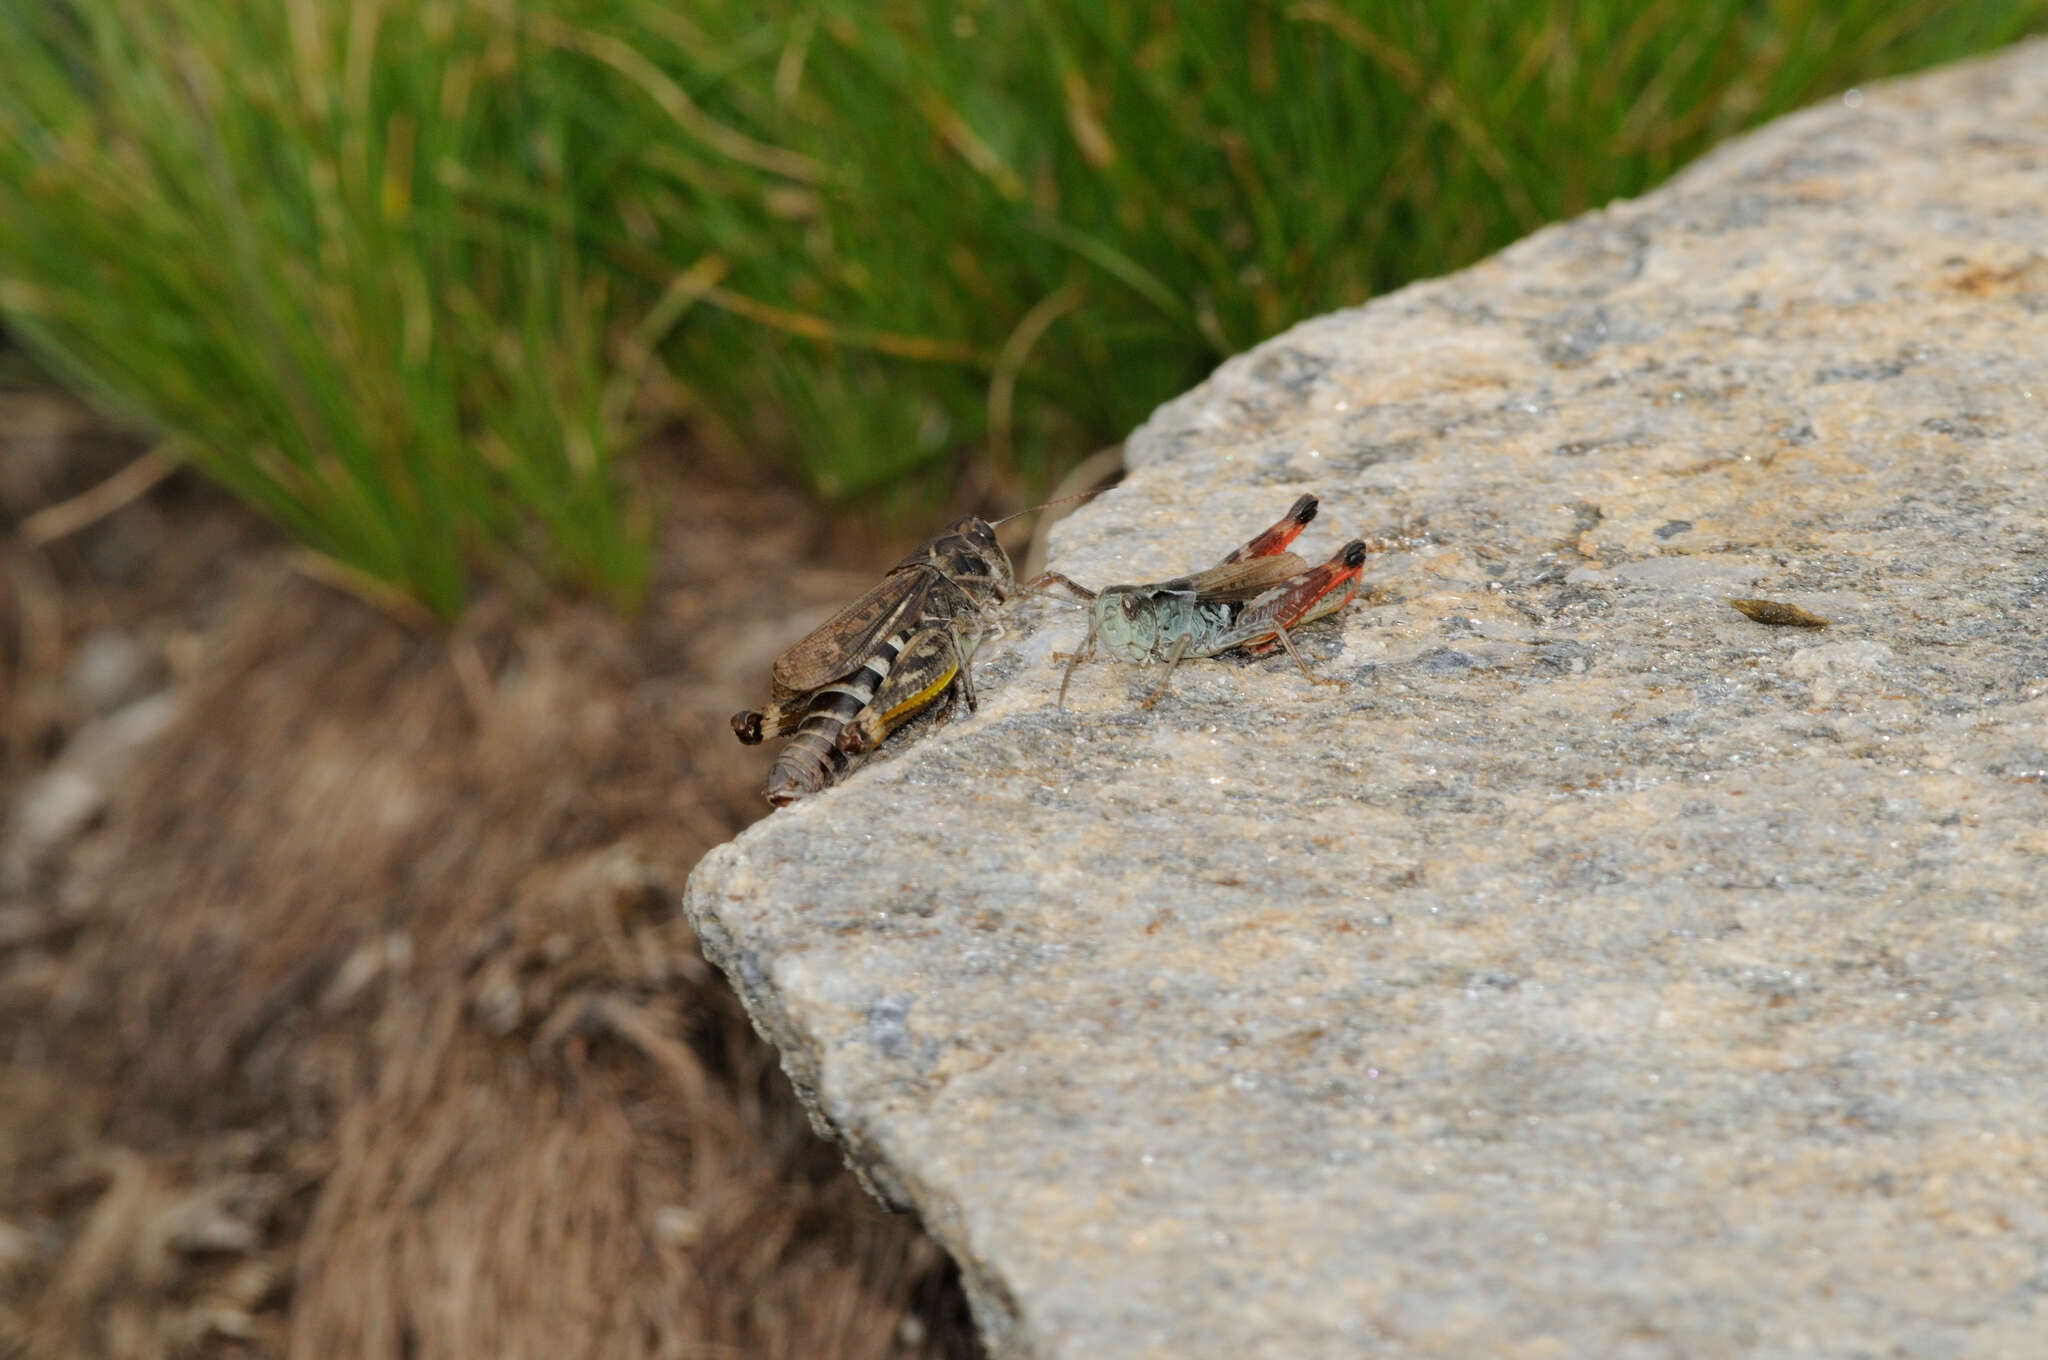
[0,392,984,1359]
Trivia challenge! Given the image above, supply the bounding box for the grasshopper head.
[1089,587,1156,663]
[929,516,1013,604]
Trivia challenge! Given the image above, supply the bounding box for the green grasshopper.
[1038,494,1382,709]
[732,515,1014,807]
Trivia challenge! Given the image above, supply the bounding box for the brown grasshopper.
[733,515,1015,806]
[1037,494,1383,709]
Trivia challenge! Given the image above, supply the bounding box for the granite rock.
[687,42,2048,1359]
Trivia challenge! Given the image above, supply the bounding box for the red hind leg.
[1239,539,1374,655]
[1219,493,1320,564]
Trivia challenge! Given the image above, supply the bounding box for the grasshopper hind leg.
[1270,623,1342,688]
[732,694,809,745]
[1220,493,1318,564]
[837,623,973,757]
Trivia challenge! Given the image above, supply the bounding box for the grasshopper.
[1039,494,1382,709]
[733,515,1014,807]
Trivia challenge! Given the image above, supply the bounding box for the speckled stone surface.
[686,43,2048,1359]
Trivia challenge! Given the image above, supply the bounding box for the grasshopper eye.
[1121,595,1143,619]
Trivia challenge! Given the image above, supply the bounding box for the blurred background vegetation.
[3,0,2043,620]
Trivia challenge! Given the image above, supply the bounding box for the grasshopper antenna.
[989,484,1112,529]
[991,443,1123,526]
[996,445,1124,581]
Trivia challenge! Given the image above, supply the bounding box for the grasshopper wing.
[770,568,935,695]
[1168,552,1312,603]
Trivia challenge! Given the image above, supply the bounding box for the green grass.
[631,0,2046,499]
[4,1,2044,616]
[0,2,660,617]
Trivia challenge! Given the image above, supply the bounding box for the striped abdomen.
[763,629,910,806]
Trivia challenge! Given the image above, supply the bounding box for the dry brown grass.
[0,403,981,1358]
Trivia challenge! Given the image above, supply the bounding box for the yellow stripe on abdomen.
[872,659,958,733]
